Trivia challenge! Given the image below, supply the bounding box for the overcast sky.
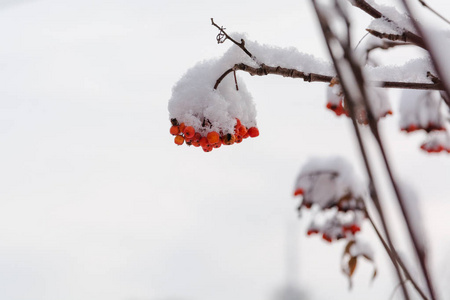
[0,0,449,300]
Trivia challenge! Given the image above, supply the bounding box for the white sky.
[0,0,450,300]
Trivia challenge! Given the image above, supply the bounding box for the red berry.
[179,123,186,134]
[307,229,319,236]
[294,188,304,196]
[183,126,195,139]
[170,125,180,135]
[247,127,259,138]
[322,234,332,243]
[200,137,210,148]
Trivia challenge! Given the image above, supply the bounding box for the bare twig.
[211,18,261,65]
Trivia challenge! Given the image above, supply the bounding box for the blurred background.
[0,0,449,299]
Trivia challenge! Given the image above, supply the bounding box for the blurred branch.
[367,211,429,300]
[417,0,450,25]
[350,0,426,48]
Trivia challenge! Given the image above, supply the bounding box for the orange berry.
[222,133,236,145]
[235,135,243,143]
[243,132,250,139]
[237,125,247,136]
[207,131,220,144]
[200,137,210,148]
[170,125,180,135]
[174,135,184,145]
[248,127,259,138]
[213,140,222,149]
[235,118,242,127]
[183,126,195,139]
[179,123,186,133]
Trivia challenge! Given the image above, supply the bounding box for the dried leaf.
[348,256,358,277]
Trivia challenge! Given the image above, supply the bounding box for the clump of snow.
[294,156,366,210]
[366,57,435,83]
[399,89,446,132]
[368,17,403,35]
[168,55,257,136]
[349,237,375,260]
[363,0,417,34]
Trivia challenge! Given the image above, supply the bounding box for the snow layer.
[366,57,435,83]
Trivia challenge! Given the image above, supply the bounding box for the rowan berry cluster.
[169,118,259,152]
[401,122,446,133]
[295,187,364,243]
[293,157,366,244]
[420,134,450,153]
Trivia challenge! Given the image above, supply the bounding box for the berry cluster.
[326,101,392,125]
[420,133,450,153]
[295,188,364,243]
[401,122,446,133]
[169,118,259,152]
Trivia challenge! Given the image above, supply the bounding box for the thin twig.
[418,0,450,25]
[210,18,261,65]
[367,212,429,300]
